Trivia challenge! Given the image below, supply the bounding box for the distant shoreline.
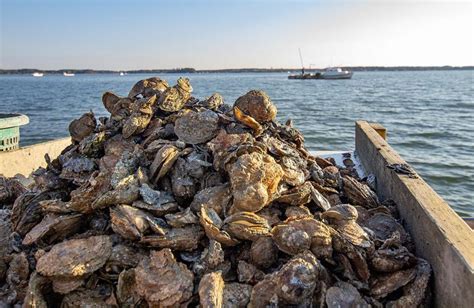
[1,66,473,75]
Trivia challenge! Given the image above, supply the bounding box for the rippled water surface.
[1,71,473,216]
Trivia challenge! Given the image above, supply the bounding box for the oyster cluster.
[0,77,431,307]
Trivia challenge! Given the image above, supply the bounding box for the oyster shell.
[149,144,180,184]
[122,95,157,138]
[175,109,219,144]
[140,224,204,251]
[128,77,169,98]
[202,92,224,110]
[249,236,278,269]
[229,152,283,212]
[343,176,380,208]
[158,77,192,112]
[325,281,368,308]
[223,282,252,308]
[370,267,417,299]
[36,235,112,278]
[68,111,96,143]
[199,271,225,308]
[134,249,194,307]
[234,90,277,123]
[200,206,240,246]
[250,251,320,306]
[223,212,271,241]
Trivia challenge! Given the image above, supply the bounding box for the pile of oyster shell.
[0,77,431,307]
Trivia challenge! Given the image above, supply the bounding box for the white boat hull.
[321,71,353,79]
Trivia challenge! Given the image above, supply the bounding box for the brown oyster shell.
[229,152,283,212]
[343,176,380,208]
[370,267,417,299]
[158,77,192,112]
[68,111,96,143]
[117,269,142,307]
[249,236,278,269]
[387,259,431,307]
[200,206,240,246]
[22,213,83,245]
[233,106,263,135]
[199,271,225,308]
[370,233,417,272]
[110,204,165,240]
[122,95,157,138]
[190,183,232,215]
[174,109,219,144]
[278,217,333,259]
[234,90,277,123]
[275,182,312,206]
[134,249,194,307]
[140,224,204,251]
[128,77,169,98]
[202,92,224,110]
[223,282,252,308]
[149,144,180,184]
[36,235,112,278]
[250,251,320,306]
[272,224,311,255]
[325,281,368,308]
[60,288,112,307]
[223,212,271,241]
[23,272,50,308]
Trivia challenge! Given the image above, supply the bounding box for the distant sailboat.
[32,72,44,77]
[63,72,75,77]
[119,72,126,76]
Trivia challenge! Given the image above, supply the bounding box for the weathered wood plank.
[355,120,473,308]
[0,137,70,177]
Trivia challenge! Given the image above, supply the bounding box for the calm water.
[0,71,473,217]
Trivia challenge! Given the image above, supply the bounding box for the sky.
[0,0,472,70]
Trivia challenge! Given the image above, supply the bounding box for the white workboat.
[63,72,75,77]
[32,72,44,77]
[321,67,353,79]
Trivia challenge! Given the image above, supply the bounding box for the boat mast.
[298,48,305,75]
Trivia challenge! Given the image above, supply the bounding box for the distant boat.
[119,72,126,76]
[320,67,353,79]
[63,72,75,77]
[32,72,44,77]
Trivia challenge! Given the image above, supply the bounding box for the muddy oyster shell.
[134,249,194,307]
[343,176,380,208]
[387,259,431,307]
[199,271,224,308]
[128,77,169,98]
[249,236,278,269]
[149,144,180,184]
[200,206,240,246]
[190,183,232,215]
[272,224,311,255]
[370,267,417,299]
[122,95,157,138]
[370,233,417,272]
[223,282,252,308]
[36,235,112,278]
[68,111,96,143]
[229,152,283,212]
[223,212,271,241]
[273,217,333,259]
[158,77,192,112]
[234,90,277,123]
[250,251,320,306]
[116,269,142,307]
[174,109,219,144]
[140,224,204,251]
[326,281,368,308]
[202,92,224,110]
